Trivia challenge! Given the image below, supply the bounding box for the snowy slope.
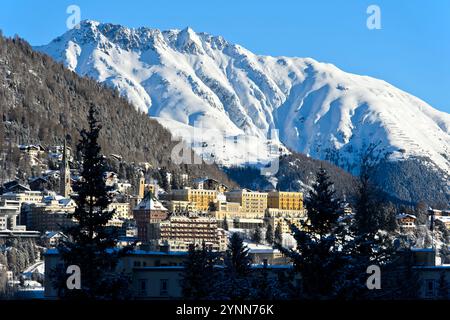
[36,20,450,174]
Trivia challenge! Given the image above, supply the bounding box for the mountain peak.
[176,26,204,54]
[79,19,101,27]
[36,21,450,175]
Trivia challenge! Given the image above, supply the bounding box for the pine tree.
[181,242,220,299]
[278,167,347,299]
[222,233,253,299]
[170,171,180,190]
[265,224,274,245]
[354,152,397,236]
[340,153,397,299]
[6,249,18,275]
[223,216,229,231]
[250,264,282,300]
[55,104,130,299]
[353,155,396,251]
[252,226,262,244]
[304,166,340,238]
[415,201,428,226]
[159,167,170,192]
[274,222,283,244]
[226,233,251,276]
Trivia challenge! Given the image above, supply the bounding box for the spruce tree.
[304,166,340,238]
[353,158,396,248]
[170,171,180,189]
[226,233,251,276]
[249,264,284,300]
[181,242,219,299]
[55,104,130,299]
[274,222,283,244]
[278,167,347,299]
[223,216,229,231]
[341,153,397,299]
[415,201,428,226]
[252,226,262,244]
[265,224,274,245]
[354,151,397,236]
[222,233,253,299]
[159,167,170,191]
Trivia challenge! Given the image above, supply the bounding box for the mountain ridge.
[35,20,450,177]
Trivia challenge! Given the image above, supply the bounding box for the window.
[425,279,436,298]
[138,279,148,296]
[160,279,169,296]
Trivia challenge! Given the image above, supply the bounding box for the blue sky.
[1,0,449,113]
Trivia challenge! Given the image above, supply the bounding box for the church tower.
[60,139,71,197]
[137,170,146,199]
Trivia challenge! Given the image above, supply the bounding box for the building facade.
[267,191,303,211]
[209,199,241,220]
[25,196,76,232]
[163,200,196,214]
[109,202,132,219]
[265,207,306,234]
[171,188,218,212]
[225,189,268,219]
[148,214,227,252]
[133,195,169,242]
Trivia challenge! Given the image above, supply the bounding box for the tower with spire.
[59,138,71,197]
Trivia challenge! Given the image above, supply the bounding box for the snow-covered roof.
[43,231,66,239]
[396,213,417,220]
[134,194,167,211]
[436,216,450,222]
[244,242,280,254]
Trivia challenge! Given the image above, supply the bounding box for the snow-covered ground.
[36,20,450,174]
[22,260,44,277]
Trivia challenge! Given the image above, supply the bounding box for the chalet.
[396,213,417,229]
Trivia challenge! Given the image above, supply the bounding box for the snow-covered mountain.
[36,20,450,175]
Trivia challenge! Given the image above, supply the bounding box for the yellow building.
[265,208,306,234]
[108,202,132,219]
[209,200,241,220]
[171,188,218,212]
[267,191,303,211]
[164,200,196,213]
[225,189,267,219]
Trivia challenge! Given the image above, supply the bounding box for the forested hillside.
[0,33,235,187]
[226,152,358,199]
